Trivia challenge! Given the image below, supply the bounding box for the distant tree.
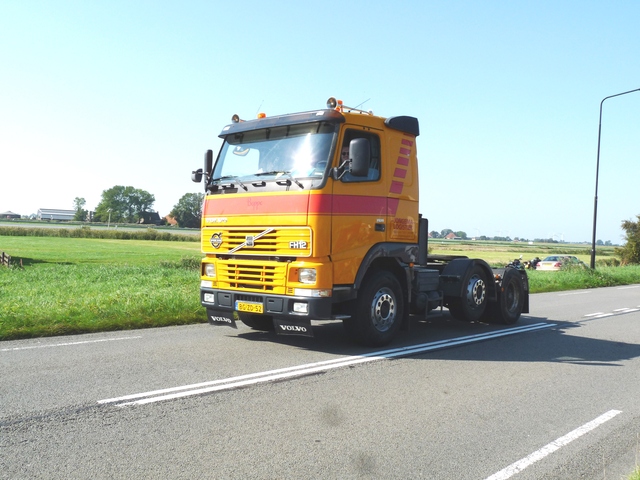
[455,231,467,239]
[534,238,559,244]
[596,239,604,246]
[429,230,440,238]
[94,186,156,223]
[440,228,453,237]
[605,240,612,247]
[170,193,204,228]
[73,197,88,221]
[615,214,640,265]
[127,188,155,222]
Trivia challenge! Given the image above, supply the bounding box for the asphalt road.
[2,285,640,479]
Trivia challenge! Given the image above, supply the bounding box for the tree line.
[73,185,203,228]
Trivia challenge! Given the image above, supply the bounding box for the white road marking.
[1,336,142,352]
[99,323,555,407]
[584,306,640,319]
[558,291,590,296]
[485,409,622,480]
[617,285,640,289]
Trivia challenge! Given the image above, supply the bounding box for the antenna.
[255,100,264,115]
[353,98,371,110]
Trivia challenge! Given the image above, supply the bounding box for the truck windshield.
[213,122,336,182]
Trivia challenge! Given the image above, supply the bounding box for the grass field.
[427,239,600,266]
[0,235,204,340]
[0,235,200,265]
[1,233,638,341]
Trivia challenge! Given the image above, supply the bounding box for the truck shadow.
[236,312,640,367]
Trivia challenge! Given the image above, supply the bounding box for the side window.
[341,130,381,182]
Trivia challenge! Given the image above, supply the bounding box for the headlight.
[204,263,216,278]
[293,302,308,313]
[294,288,332,298]
[298,268,316,284]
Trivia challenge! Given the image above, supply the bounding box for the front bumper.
[200,287,333,320]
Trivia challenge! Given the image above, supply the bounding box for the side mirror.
[349,138,370,177]
[193,149,214,185]
[191,168,203,183]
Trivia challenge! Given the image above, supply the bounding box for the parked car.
[536,255,587,271]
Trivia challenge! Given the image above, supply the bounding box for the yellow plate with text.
[235,301,264,314]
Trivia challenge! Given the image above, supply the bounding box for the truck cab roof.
[219,108,419,138]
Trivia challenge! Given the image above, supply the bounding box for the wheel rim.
[465,274,486,307]
[370,287,396,332]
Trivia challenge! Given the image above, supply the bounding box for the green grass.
[0,236,205,340]
[0,263,206,339]
[0,235,200,265]
[527,265,640,292]
[1,235,639,341]
[428,239,614,267]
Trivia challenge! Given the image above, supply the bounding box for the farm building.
[37,208,75,221]
[0,211,21,219]
[138,211,162,225]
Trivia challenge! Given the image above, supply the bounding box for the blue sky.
[1,1,638,244]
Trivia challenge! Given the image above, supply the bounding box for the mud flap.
[206,309,237,329]
[273,318,314,337]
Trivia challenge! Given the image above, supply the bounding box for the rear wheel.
[483,267,524,325]
[238,313,274,331]
[343,270,404,347]
[447,265,488,322]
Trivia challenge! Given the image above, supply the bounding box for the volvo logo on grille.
[245,236,255,247]
[210,233,222,249]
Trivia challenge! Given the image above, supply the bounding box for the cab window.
[341,130,381,182]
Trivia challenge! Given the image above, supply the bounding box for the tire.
[483,267,524,325]
[446,264,488,322]
[343,270,404,347]
[238,313,274,331]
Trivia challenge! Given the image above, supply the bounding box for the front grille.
[217,259,287,293]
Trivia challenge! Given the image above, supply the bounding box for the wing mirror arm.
[192,149,214,188]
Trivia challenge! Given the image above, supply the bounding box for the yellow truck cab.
[192,98,528,346]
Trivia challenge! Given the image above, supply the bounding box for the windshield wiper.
[211,175,248,191]
[254,171,304,189]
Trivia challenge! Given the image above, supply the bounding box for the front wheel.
[343,270,404,347]
[447,265,488,322]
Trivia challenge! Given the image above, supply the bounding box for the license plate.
[235,301,264,314]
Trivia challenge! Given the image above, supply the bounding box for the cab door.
[330,127,386,284]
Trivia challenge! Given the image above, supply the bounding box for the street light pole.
[590,87,640,269]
